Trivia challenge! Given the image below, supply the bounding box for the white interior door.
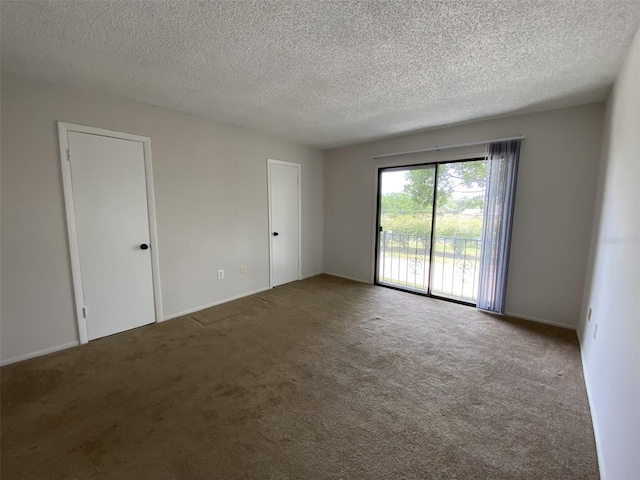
[269,160,301,287]
[68,131,156,340]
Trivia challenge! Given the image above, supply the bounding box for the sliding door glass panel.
[377,165,435,293]
[430,160,487,303]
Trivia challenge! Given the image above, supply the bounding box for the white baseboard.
[579,344,606,479]
[1,341,80,367]
[162,286,272,321]
[323,271,372,284]
[2,287,276,364]
[301,271,324,280]
[504,311,577,330]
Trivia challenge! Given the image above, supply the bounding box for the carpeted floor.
[1,275,598,479]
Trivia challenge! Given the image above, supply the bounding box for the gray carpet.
[1,275,598,479]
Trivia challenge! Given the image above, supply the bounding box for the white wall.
[578,27,640,480]
[0,72,324,364]
[324,103,604,328]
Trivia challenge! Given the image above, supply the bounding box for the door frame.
[267,158,301,288]
[58,122,163,344]
[372,153,487,306]
[370,151,485,285]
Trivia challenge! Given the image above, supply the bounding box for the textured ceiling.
[2,1,640,148]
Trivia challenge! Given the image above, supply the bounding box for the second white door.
[268,160,301,287]
[67,130,156,340]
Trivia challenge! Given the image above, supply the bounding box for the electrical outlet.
[593,323,598,339]
[240,265,246,273]
[587,307,592,322]
[218,269,224,280]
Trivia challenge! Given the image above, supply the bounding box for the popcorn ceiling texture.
[2,0,639,148]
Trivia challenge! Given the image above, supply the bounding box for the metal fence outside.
[378,231,481,303]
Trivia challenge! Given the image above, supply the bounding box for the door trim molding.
[57,122,163,344]
[267,158,302,288]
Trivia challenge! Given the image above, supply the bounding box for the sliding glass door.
[430,159,487,302]
[377,165,436,293]
[376,158,487,305]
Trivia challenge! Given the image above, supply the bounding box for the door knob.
[273,232,279,236]
[140,243,149,250]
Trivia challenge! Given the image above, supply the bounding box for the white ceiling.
[2,1,640,148]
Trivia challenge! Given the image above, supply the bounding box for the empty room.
[1,1,639,479]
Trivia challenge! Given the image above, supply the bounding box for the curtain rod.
[371,135,524,159]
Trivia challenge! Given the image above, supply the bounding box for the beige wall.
[0,72,324,364]
[578,27,640,480]
[324,103,604,328]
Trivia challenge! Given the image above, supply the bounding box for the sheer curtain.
[477,140,521,313]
